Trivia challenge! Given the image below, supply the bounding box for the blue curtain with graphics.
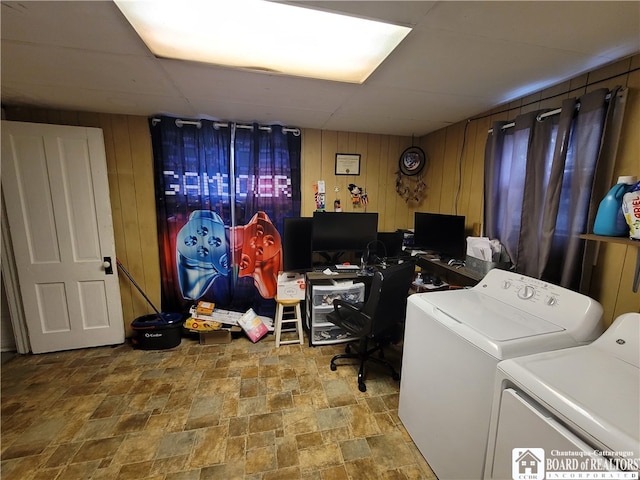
[150,116,301,316]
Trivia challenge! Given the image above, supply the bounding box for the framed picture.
[335,153,361,175]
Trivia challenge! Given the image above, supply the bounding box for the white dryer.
[484,312,640,479]
[398,269,604,480]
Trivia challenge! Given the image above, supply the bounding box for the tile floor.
[1,330,437,480]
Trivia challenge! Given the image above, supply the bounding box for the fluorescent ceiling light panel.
[114,0,411,83]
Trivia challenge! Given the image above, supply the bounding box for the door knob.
[103,257,113,275]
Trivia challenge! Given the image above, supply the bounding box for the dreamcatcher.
[395,145,427,203]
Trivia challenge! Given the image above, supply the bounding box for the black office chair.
[326,259,416,392]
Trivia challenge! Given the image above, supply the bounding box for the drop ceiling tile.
[1,42,177,95]
[161,59,358,111]
[1,1,149,55]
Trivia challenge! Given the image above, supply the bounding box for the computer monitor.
[311,212,378,253]
[282,217,313,272]
[414,212,466,261]
[376,231,405,259]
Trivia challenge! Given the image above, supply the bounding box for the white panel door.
[1,121,124,353]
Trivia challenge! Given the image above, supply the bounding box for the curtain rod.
[151,117,301,136]
[487,92,612,134]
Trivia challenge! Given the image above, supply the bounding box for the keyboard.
[334,264,360,270]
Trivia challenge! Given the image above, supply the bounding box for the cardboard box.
[195,301,215,315]
[277,272,306,300]
[199,326,241,345]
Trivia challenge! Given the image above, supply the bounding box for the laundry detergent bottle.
[593,176,637,236]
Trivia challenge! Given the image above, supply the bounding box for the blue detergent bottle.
[593,176,637,236]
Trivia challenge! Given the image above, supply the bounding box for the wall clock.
[399,146,426,176]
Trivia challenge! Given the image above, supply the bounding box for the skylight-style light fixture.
[114,0,411,84]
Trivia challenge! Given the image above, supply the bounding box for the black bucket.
[131,312,184,350]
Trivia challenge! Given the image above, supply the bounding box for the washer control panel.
[475,269,603,337]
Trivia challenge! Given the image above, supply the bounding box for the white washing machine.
[484,312,640,480]
[398,268,604,480]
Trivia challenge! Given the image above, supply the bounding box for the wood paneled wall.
[5,54,639,332]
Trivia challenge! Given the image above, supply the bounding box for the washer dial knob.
[518,285,535,300]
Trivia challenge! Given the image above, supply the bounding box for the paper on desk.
[322,268,339,275]
[466,237,502,261]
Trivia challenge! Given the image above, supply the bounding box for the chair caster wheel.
[330,363,337,371]
[358,382,367,392]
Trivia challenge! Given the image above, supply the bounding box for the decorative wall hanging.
[396,145,427,203]
[348,183,368,207]
[314,181,326,211]
[398,146,426,176]
[396,171,426,203]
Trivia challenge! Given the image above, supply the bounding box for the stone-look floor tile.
[199,461,245,479]
[115,460,153,479]
[228,416,249,436]
[263,466,302,480]
[189,425,227,468]
[32,466,65,480]
[1,441,49,461]
[340,438,372,462]
[112,412,151,434]
[348,403,382,437]
[150,454,189,476]
[240,378,260,397]
[366,432,415,470]
[298,443,343,471]
[320,465,350,480]
[11,417,67,446]
[316,406,349,431]
[71,436,125,463]
[244,445,277,474]
[344,457,381,480]
[165,469,202,480]
[247,430,275,450]
[56,460,102,480]
[43,442,82,468]
[2,337,437,479]
[237,396,268,417]
[275,436,299,469]
[225,436,246,462]
[266,391,293,411]
[296,431,324,450]
[374,411,398,433]
[112,430,164,465]
[156,430,197,459]
[321,426,352,443]
[248,412,283,433]
[221,395,239,418]
[322,378,358,408]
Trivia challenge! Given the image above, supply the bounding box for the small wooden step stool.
[274,297,304,347]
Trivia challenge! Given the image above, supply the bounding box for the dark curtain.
[151,116,301,316]
[484,87,626,290]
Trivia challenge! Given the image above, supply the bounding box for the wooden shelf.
[581,234,639,293]
[580,234,639,247]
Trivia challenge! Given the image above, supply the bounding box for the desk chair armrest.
[330,300,371,335]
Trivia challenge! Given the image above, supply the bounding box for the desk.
[414,255,483,287]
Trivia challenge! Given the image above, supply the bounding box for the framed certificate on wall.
[335,153,361,175]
